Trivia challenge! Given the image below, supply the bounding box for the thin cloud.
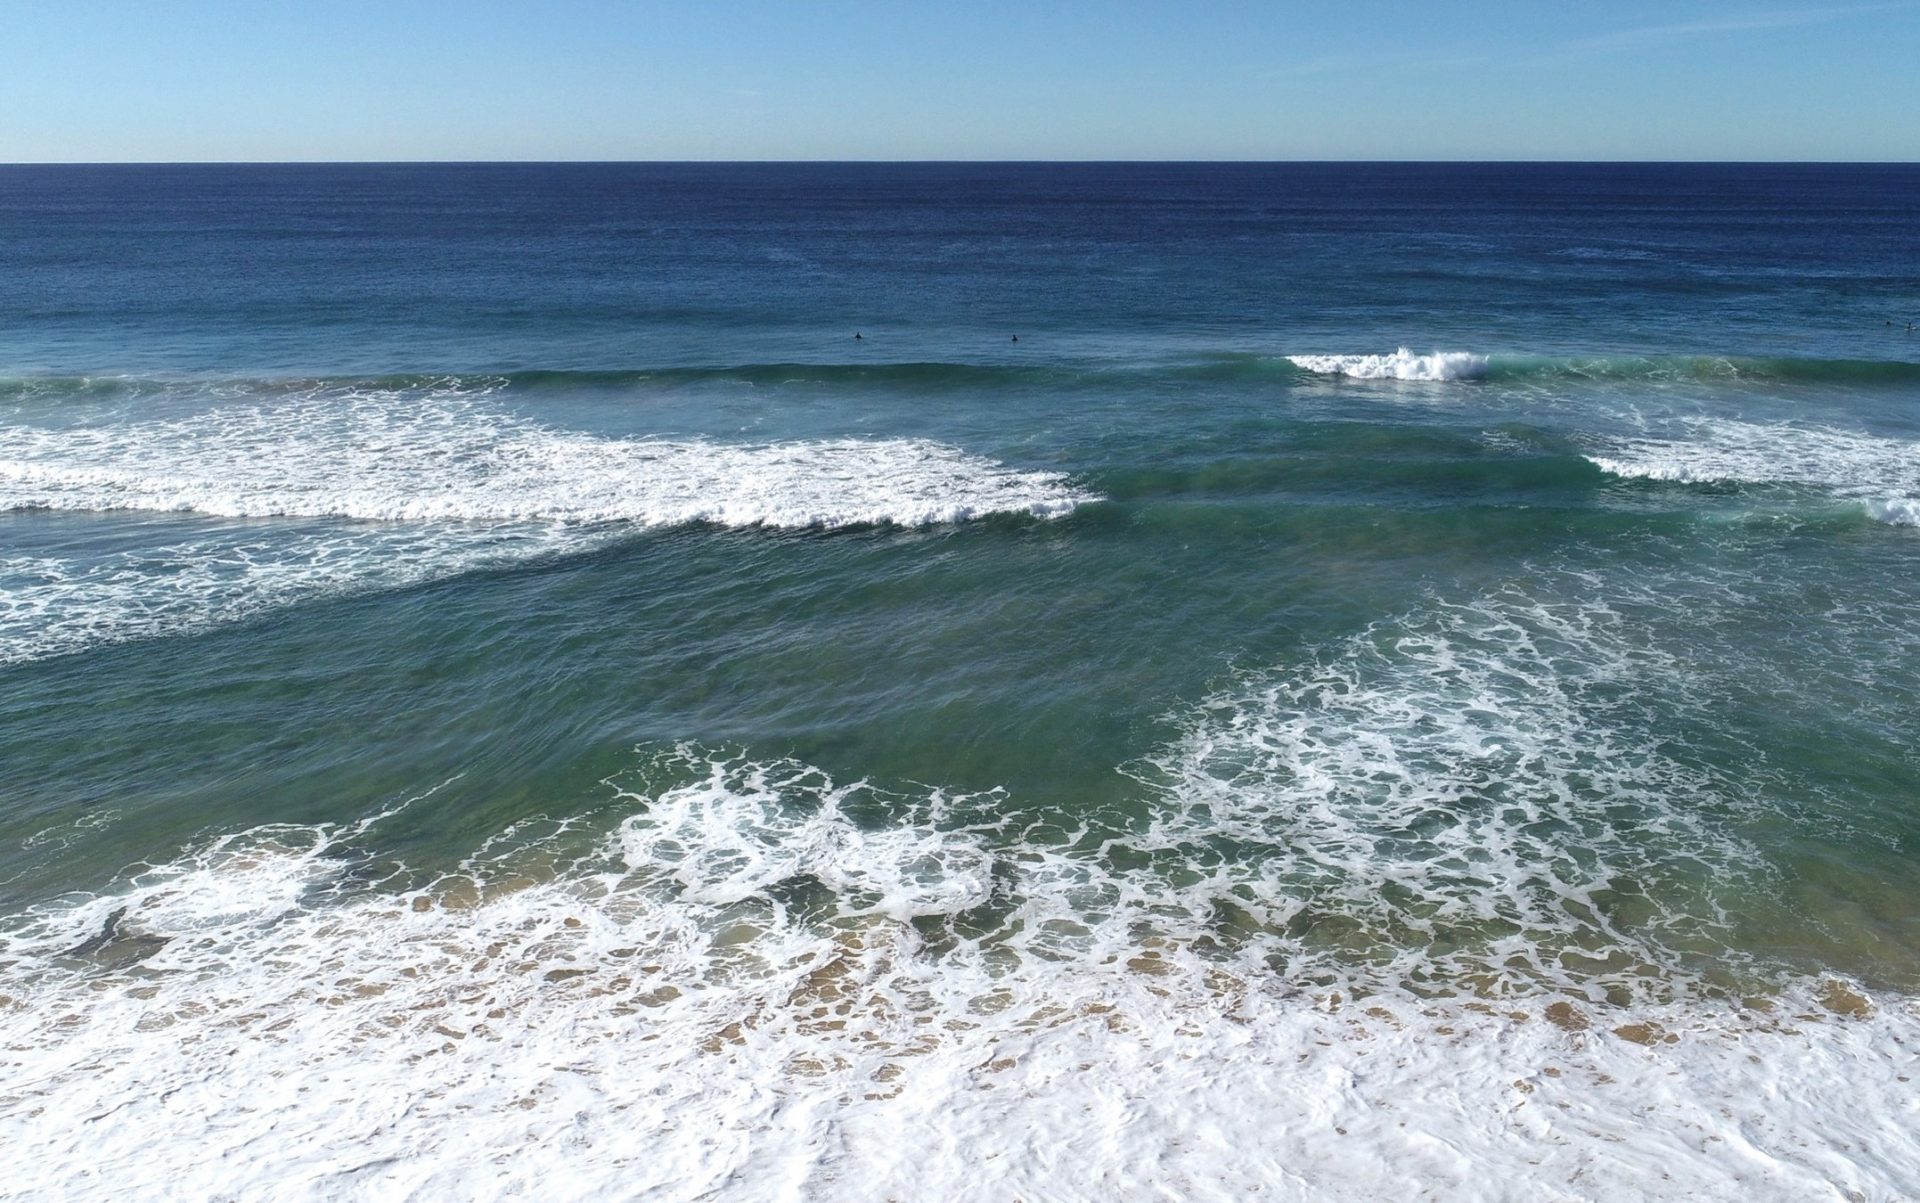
[1263,3,1912,79]
[1561,2,1913,54]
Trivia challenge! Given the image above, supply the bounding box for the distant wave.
[6,352,1920,403]
[1285,349,1920,386]
[1487,353,1920,385]
[0,364,1056,402]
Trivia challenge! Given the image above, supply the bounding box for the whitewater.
[0,384,1090,664]
[6,161,1920,1203]
[4,746,1913,1202]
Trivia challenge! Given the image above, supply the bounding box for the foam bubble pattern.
[1125,589,1774,994]
[0,384,1090,527]
[1287,349,1489,381]
[1588,418,1920,525]
[0,755,1912,1200]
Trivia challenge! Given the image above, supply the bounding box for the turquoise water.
[3,164,1919,1199]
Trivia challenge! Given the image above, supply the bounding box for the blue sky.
[3,1,1916,161]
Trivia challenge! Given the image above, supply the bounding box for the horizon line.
[4,157,1919,167]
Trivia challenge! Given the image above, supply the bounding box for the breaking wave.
[0,389,1087,528]
[1286,349,1489,381]
[0,385,1091,663]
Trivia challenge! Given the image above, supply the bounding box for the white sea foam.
[614,757,998,921]
[0,752,1911,1201]
[1587,418,1920,526]
[5,594,1914,1200]
[1863,497,1920,526]
[1119,587,1779,1000]
[0,388,1089,527]
[1287,348,1488,381]
[0,386,1092,663]
[0,529,480,667]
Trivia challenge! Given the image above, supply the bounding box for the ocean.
[2,162,1917,1200]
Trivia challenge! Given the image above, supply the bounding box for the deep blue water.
[6,162,1917,375]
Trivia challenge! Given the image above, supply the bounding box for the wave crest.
[0,391,1087,529]
[1286,349,1489,382]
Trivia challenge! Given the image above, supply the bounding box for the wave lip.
[1863,497,1920,526]
[1286,348,1488,382]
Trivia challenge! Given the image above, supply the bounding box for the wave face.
[5,351,1918,407]
[1529,354,1920,385]
[1586,418,1920,525]
[1286,349,1489,381]
[3,591,1915,1200]
[0,383,1090,663]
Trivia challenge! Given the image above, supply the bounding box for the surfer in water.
[854,332,863,340]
